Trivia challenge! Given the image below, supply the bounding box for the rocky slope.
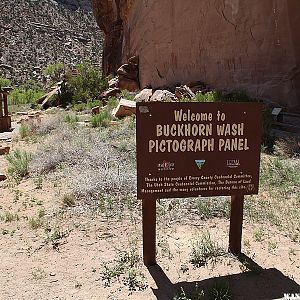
[0,0,103,85]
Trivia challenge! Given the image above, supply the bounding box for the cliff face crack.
[221,9,237,30]
[156,68,164,79]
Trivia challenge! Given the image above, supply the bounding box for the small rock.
[150,90,176,102]
[175,85,195,100]
[101,88,121,100]
[0,146,10,155]
[112,99,136,118]
[108,77,118,88]
[91,106,100,115]
[0,174,7,181]
[134,89,153,102]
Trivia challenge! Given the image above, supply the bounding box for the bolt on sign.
[137,102,262,199]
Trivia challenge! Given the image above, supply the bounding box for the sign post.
[142,199,156,266]
[229,195,245,254]
[137,102,262,265]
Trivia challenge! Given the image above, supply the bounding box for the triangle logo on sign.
[195,160,206,170]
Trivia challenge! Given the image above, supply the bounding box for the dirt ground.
[0,114,299,300]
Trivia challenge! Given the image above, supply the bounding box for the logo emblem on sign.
[158,161,175,171]
[195,160,206,170]
[227,159,240,168]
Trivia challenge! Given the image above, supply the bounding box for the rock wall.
[93,0,300,112]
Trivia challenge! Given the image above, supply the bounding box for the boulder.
[118,76,139,92]
[112,99,136,118]
[150,90,176,102]
[134,89,153,102]
[117,63,138,80]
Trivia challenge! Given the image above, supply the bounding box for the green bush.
[60,63,108,106]
[43,62,65,83]
[0,77,12,88]
[19,123,31,139]
[72,100,101,112]
[6,149,32,178]
[194,91,222,102]
[9,88,44,105]
[64,114,79,124]
[90,109,112,127]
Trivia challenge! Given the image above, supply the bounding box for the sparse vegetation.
[90,109,112,127]
[0,211,19,223]
[208,281,232,300]
[101,248,146,291]
[189,233,225,267]
[6,150,32,179]
[29,217,43,230]
[62,193,76,207]
[0,77,12,88]
[64,113,79,124]
[1,66,299,299]
[173,287,205,300]
[31,268,46,280]
[196,198,229,219]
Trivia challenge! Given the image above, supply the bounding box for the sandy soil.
[0,115,299,300]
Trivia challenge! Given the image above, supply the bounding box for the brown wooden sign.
[137,102,262,200]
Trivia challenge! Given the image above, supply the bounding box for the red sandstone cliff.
[92,0,300,112]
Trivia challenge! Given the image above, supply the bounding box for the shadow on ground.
[148,254,300,300]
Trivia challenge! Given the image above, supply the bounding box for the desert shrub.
[274,137,300,158]
[194,91,222,102]
[90,109,112,127]
[59,63,108,105]
[30,123,136,203]
[6,149,32,178]
[196,198,229,219]
[9,88,44,105]
[19,123,31,139]
[101,248,146,291]
[61,193,76,207]
[29,113,64,135]
[43,62,65,83]
[189,232,225,267]
[64,114,79,124]
[260,156,300,190]
[72,100,101,112]
[208,281,232,300]
[0,77,12,88]
[120,89,134,101]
